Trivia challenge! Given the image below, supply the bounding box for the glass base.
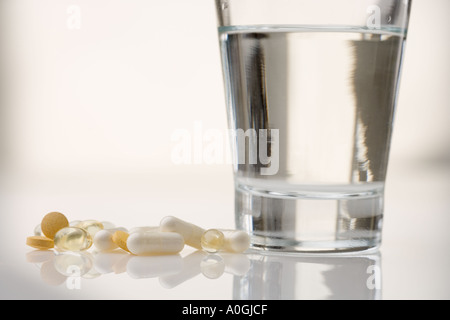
[235,184,383,254]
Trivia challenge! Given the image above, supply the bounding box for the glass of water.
[215,0,412,253]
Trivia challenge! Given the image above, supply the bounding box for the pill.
[34,224,43,236]
[201,229,250,253]
[41,212,69,239]
[75,220,104,237]
[159,216,205,249]
[127,232,184,255]
[54,227,93,251]
[26,236,54,250]
[112,230,130,252]
[93,229,118,252]
[223,230,250,253]
[201,229,225,253]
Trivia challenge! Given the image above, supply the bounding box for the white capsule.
[93,228,128,251]
[159,216,205,249]
[127,232,184,255]
[93,230,119,252]
[223,230,251,253]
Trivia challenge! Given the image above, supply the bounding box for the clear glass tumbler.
[215,0,412,253]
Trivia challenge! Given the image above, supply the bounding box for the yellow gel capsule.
[201,229,225,253]
[75,220,104,237]
[54,227,93,251]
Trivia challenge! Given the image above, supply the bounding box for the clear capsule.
[201,229,225,253]
[54,227,93,252]
[34,223,43,236]
[101,221,116,230]
[69,220,81,227]
[75,220,104,237]
[201,229,250,253]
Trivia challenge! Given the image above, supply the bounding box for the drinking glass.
[215,0,412,253]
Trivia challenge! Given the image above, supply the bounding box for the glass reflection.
[26,249,381,299]
[234,253,381,300]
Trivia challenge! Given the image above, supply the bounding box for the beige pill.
[26,236,54,250]
[112,230,130,252]
[41,212,69,239]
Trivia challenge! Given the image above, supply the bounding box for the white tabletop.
[1,159,449,300]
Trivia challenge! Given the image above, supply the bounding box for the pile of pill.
[26,212,250,255]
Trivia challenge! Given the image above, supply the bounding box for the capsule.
[112,230,130,252]
[201,229,250,253]
[75,220,104,237]
[34,224,43,236]
[223,230,250,253]
[127,232,184,255]
[100,221,116,230]
[54,227,93,251]
[93,228,128,251]
[93,229,118,252]
[159,216,205,249]
[201,229,225,253]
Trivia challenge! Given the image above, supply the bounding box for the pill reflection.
[127,255,183,279]
[159,250,208,289]
[201,254,226,279]
[25,249,251,288]
[53,251,93,276]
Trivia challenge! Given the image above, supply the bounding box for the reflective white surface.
[1,161,449,300]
